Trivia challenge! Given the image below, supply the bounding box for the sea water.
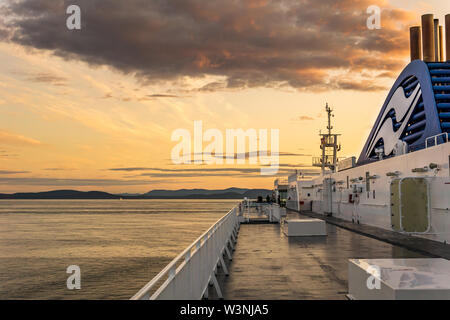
[0,199,237,299]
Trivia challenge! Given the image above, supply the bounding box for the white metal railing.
[242,200,250,222]
[426,132,449,148]
[263,204,286,222]
[131,203,241,300]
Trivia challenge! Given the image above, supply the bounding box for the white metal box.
[348,258,450,300]
[284,219,327,236]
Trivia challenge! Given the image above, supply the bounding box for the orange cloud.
[0,130,41,146]
[292,116,315,121]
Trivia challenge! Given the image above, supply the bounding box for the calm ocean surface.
[0,199,238,299]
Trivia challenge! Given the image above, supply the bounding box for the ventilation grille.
[399,76,426,145]
[428,62,450,134]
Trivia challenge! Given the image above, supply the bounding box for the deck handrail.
[263,204,286,222]
[425,132,449,148]
[131,202,241,300]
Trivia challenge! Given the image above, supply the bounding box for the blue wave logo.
[366,83,422,158]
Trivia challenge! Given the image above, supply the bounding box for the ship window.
[307,193,311,197]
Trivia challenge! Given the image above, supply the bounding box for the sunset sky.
[0,0,449,193]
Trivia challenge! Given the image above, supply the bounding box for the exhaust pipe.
[434,19,440,61]
[410,26,422,61]
[422,14,435,62]
[439,25,444,62]
[446,14,450,61]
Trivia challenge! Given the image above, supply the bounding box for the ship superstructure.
[285,14,450,244]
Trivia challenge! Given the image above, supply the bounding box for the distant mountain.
[144,188,250,197]
[115,193,142,197]
[0,188,272,199]
[144,188,271,199]
[0,190,120,199]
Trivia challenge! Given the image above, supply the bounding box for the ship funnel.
[439,25,444,62]
[409,14,450,62]
[446,14,450,61]
[410,26,422,61]
[434,19,440,61]
[422,14,435,62]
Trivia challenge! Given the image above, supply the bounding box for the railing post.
[228,238,235,251]
[210,274,223,299]
[185,251,191,262]
[169,266,176,278]
[224,245,232,261]
[219,255,229,276]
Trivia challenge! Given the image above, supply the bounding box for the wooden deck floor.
[217,212,424,300]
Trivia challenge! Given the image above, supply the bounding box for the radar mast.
[313,103,341,173]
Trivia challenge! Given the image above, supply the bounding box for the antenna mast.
[326,103,333,136]
[313,103,341,173]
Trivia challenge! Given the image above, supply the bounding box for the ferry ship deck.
[132,12,450,301]
[213,209,429,300]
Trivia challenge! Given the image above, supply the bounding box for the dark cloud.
[263,163,315,169]
[1,0,413,92]
[334,80,388,91]
[136,169,321,178]
[0,170,29,174]
[278,152,312,157]
[110,167,260,173]
[102,92,182,102]
[161,151,311,162]
[108,163,320,178]
[0,151,18,158]
[140,172,257,178]
[0,177,155,186]
[209,151,309,160]
[138,169,304,179]
[147,94,180,98]
[109,167,157,172]
[26,72,68,86]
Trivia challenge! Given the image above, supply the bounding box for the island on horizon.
[0,188,272,200]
